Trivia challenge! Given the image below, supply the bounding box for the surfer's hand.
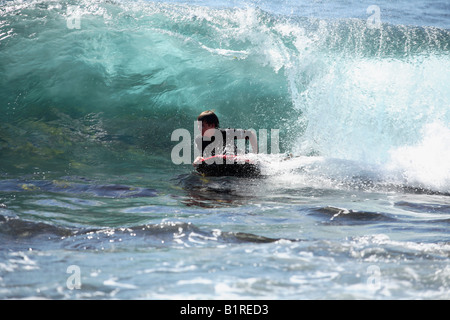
[193,157,204,167]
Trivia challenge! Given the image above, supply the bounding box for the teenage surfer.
[193,110,258,167]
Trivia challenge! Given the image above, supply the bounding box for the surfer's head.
[198,110,219,128]
[197,110,219,135]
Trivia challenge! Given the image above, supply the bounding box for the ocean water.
[0,0,449,300]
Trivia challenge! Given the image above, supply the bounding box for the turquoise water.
[0,0,449,299]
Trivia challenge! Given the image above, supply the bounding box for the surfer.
[193,110,258,167]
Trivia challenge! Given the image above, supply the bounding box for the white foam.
[386,121,450,193]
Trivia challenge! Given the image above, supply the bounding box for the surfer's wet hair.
[198,110,219,128]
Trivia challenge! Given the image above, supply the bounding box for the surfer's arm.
[193,135,204,166]
[228,129,258,154]
[193,156,203,167]
[239,130,258,154]
[247,131,258,154]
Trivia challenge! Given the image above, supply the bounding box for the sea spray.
[386,122,450,193]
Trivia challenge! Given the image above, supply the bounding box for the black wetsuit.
[195,128,249,157]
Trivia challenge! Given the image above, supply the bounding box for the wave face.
[1,0,449,191]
